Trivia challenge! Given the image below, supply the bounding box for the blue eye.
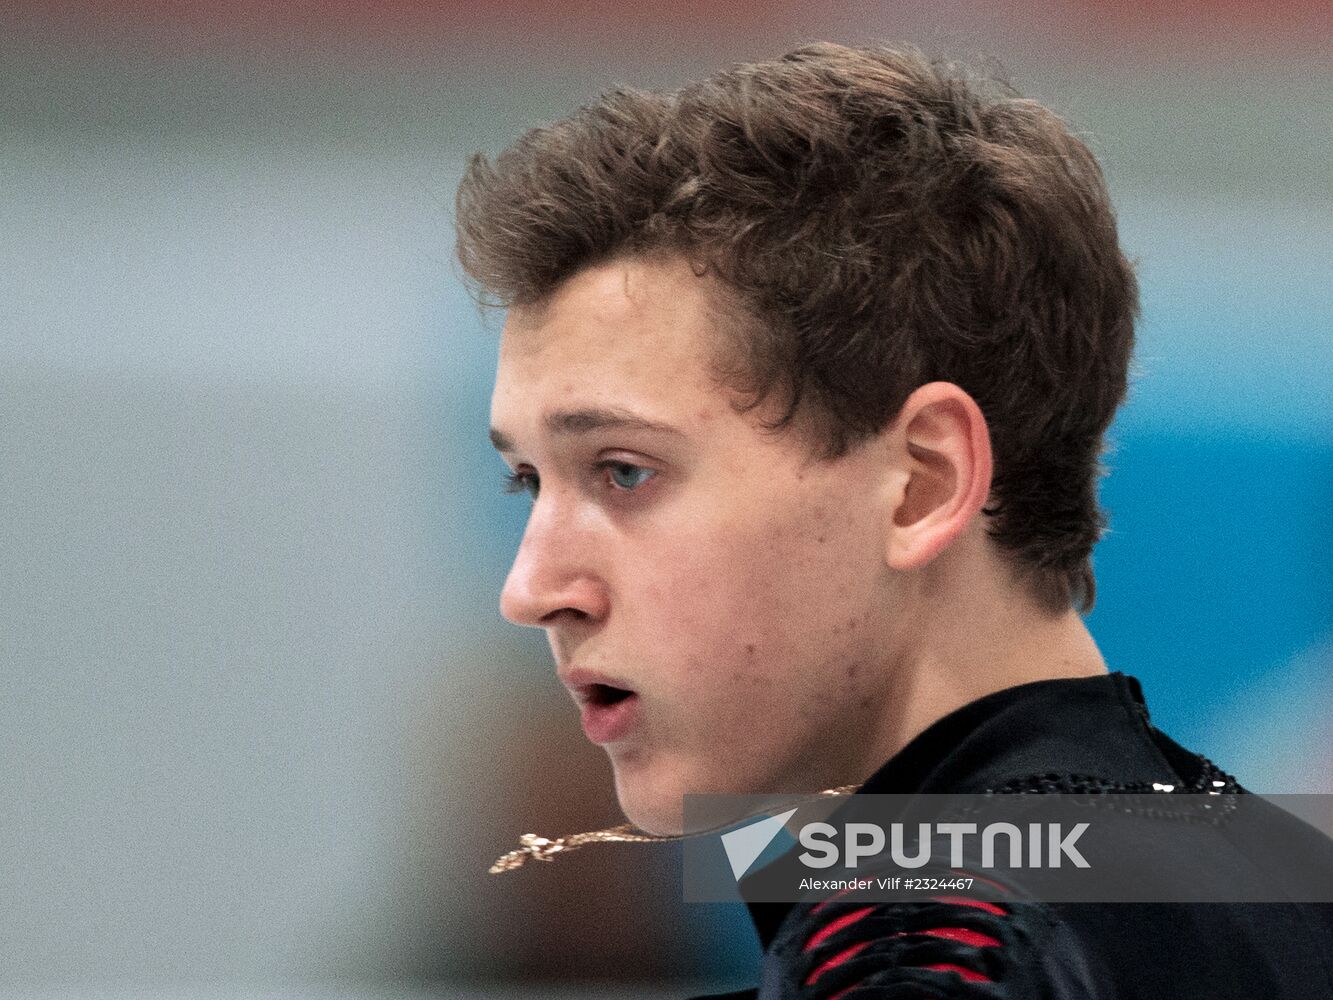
[502,468,539,499]
[502,463,653,500]
[603,462,655,491]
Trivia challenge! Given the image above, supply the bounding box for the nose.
[499,494,610,628]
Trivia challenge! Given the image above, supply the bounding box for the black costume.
[688,672,1333,1000]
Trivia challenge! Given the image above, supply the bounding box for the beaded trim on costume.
[985,756,1245,826]
[988,754,1243,796]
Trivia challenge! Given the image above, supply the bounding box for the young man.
[460,42,1332,999]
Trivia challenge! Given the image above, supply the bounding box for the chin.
[612,756,699,835]
[615,781,685,835]
[614,759,761,836]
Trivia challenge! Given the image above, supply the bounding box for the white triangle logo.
[720,807,799,881]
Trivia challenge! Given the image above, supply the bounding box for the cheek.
[641,520,794,645]
[639,502,879,697]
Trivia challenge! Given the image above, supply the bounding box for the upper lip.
[558,667,637,704]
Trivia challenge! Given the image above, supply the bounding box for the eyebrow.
[489,406,686,454]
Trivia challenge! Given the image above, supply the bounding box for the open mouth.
[585,682,635,707]
[576,683,640,744]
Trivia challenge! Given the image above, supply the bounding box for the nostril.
[540,606,592,626]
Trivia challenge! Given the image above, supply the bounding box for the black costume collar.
[744,671,1169,949]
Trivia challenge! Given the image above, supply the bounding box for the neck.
[852,541,1108,786]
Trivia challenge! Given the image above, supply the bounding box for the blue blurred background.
[2,2,1329,997]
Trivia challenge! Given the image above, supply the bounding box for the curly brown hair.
[455,42,1138,615]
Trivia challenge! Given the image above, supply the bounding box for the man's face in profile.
[489,255,905,834]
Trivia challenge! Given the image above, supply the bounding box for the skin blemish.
[816,534,826,543]
[745,643,756,655]
[847,664,859,678]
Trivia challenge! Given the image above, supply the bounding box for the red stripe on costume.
[803,906,877,952]
[914,925,1001,947]
[922,962,992,982]
[804,940,871,986]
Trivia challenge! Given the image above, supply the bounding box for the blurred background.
[1,1,1329,997]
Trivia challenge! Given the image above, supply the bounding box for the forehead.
[490,256,733,430]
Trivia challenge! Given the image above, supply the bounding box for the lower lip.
[580,693,640,744]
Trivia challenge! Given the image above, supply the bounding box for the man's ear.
[884,382,994,572]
